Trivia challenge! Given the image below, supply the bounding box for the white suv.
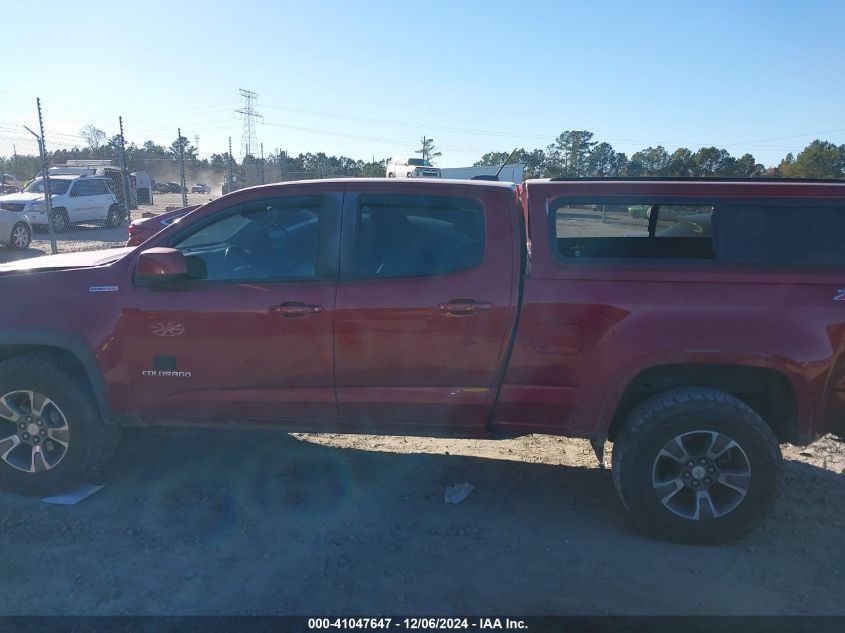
[386,157,441,178]
[0,175,124,233]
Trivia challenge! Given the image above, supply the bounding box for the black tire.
[9,222,31,249]
[387,172,395,178]
[50,208,70,234]
[0,353,121,496]
[105,204,126,228]
[611,387,782,545]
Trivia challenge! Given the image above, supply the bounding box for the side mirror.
[136,247,189,284]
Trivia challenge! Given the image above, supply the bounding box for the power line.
[235,89,262,159]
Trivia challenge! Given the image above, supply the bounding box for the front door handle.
[270,301,324,317]
[437,299,493,316]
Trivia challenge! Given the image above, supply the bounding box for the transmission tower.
[235,89,262,159]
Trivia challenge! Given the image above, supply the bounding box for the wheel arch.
[606,363,800,443]
[0,332,111,424]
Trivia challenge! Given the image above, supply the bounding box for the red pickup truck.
[0,177,843,543]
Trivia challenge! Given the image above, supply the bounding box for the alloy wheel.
[651,430,752,520]
[0,390,70,473]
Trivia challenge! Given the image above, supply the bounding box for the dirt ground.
[0,192,843,615]
[0,429,842,615]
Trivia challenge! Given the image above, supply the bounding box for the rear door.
[87,179,111,220]
[66,180,92,221]
[334,183,520,433]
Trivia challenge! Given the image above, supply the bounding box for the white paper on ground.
[41,484,104,505]
[444,482,475,504]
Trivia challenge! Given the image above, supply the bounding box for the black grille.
[0,203,24,213]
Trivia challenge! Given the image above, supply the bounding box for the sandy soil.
[0,430,842,615]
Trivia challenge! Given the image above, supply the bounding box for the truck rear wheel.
[611,387,782,544]
[105,204,126,228]
[0,354,120,496]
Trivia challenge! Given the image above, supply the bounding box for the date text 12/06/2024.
[307,618,528,630]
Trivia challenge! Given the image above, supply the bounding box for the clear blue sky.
[3,0,844,167]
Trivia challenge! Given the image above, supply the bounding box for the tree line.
[474,131,845,179]
[2,126,844,183]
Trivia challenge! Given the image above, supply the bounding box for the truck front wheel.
[611,387,782,544]
[0,354,121,496]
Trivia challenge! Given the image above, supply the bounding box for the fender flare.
[0,330,111,423]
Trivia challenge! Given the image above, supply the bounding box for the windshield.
[23,178,71,195]
[407,158,431,166]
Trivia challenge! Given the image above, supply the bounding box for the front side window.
[553,201,715,260]
[354,195,484,277]
[172,197,322,282]
[24,178,71,195]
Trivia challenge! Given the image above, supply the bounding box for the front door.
[333,185,520,433]
[119,191,342,424]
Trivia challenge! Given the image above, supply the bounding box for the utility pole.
[177,127,187,207]
[227,136,234,193]
[234,89,262,159]
[259,143,265,185]
[194,135,200,157]
[118,116,132,221]
[27,98,57,254]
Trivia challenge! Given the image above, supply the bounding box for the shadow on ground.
[0,428,842,615]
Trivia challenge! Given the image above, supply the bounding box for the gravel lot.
[0,193,216,264]
[0,430,842,615]
[0,191,842,615]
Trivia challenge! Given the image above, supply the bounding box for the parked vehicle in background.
[153,182,182,194]
[1,177,844,545]
[49,160,137,210]
[131,172,154,204]
[0,207,32,249]
[386,157,441,178]
[0,175,124,232]
[0,174,23,195]
[191,183,209,194]
[126,206,198,246]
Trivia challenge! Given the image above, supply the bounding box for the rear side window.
[70,180,94,197]
[716,205,845,267]
[93,180,112,195]
[553,201,715,260]
[354,195,484,277]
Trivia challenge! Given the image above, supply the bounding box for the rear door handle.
[437,299,493,316]
[270,301,323,317]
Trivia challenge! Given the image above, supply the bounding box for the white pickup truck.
[386,157,441,179]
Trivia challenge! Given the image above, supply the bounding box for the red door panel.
[119,281,337,421]
[118,192,341,424]
[334,185,520,432]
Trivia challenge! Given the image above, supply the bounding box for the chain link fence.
[0,99,380,262]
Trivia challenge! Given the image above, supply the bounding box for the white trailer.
[438,163,525,183]
[131,171,154,204]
